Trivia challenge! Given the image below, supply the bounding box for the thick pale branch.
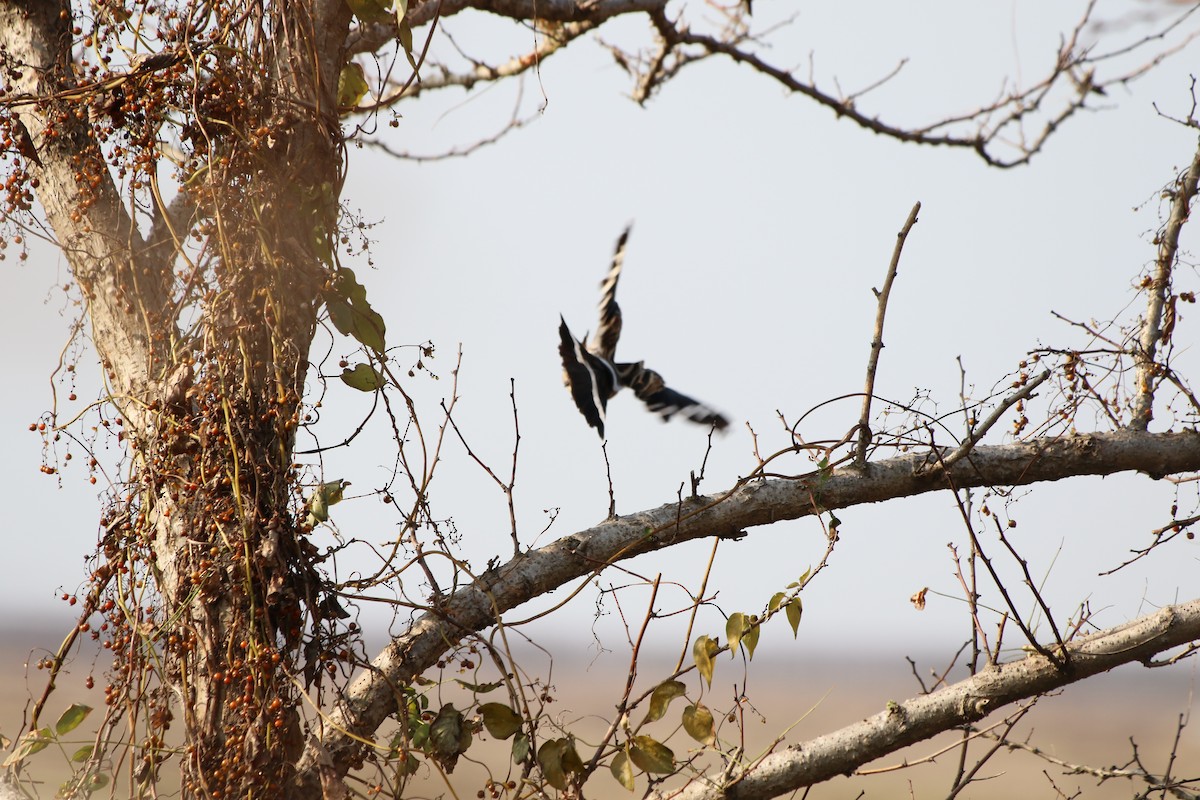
[346,0,663,55]
[291,428,1200,791]
[649,599,1200,800]
[0,1,172,428]
[1130,136,1200,431]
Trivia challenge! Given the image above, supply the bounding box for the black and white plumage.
[558,226,730,439]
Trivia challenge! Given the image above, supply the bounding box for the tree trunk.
[1,1,352,796]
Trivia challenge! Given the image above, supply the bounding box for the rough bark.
[0,0,171,429]
[1,1,353,796]
[290,428,1200,792]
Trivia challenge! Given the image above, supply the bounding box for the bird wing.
[616,362,730,431]
[589,225,631,362]
[559,316,619,439]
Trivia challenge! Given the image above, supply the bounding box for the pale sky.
[3,1,1199,672]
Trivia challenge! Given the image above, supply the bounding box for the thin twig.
[603,439,616,518]
[991,515,1067,656]
[856,201,921,466]
[507,378,521,556]
[948,543,993,667]
[933,437,1066,670]
[582,575,662,779]
[938,369,1051,470]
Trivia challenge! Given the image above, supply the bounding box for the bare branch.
[940,369,1052,470]
[391,20,596,103]
[856,201,920,466]
[1130,136,1200,431]
[289,428,1200,793]
[648,599,1200,800]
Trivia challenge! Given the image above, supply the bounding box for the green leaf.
[326,296,354,337]
[539,740,567,791]
[346,0,394,24]
[305,479,348,526]
[454,679,503,694]
[511,732,530,764]
[785,598,803,638]
[643,680,686,725]
[397,21,418,71]
[427,703,471,772]
[336,267,369,303]
[629,735,675,774]
[409,718,430,751]
[561,739,584,774]
[340,364,385,392]
[610,749,635,791]
[682,703,716,746]
[71,745,94,763]
[337,63,369,110]
[693,635,719,688]
[397,751,421,775]
[429,703,468,758]
[394,0,409,23]
[537,738,582,791]
[324,268,387,352]
[478,703,522,740]
[351,304,387,353]
[726,613,747,658]
[768,592,787,613]
[743,616,760,660]
[55,704,92,736]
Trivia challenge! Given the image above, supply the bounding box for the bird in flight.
[558,226,730,439]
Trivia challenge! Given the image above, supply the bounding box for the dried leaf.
[693,635,719,687]
[643,680,686,725]
[785,598,802,638]
[629,735,674,774]
[340,364,385,392]
[337,63,369,110]
[726,612,747,658]
[610,749,635,791]
[682,703,716,745]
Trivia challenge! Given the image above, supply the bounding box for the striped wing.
[559,316,619,439]
[617,362,730,431]
[588,225,631,362]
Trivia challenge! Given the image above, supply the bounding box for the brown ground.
[1,626,1195,799]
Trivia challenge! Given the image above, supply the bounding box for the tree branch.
[0,0,173,429]
[290,428,1200,792]
[346,0,664,54]
[1130,136,1200,431]
[856,201,920,466]
[649,599,1200,800]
